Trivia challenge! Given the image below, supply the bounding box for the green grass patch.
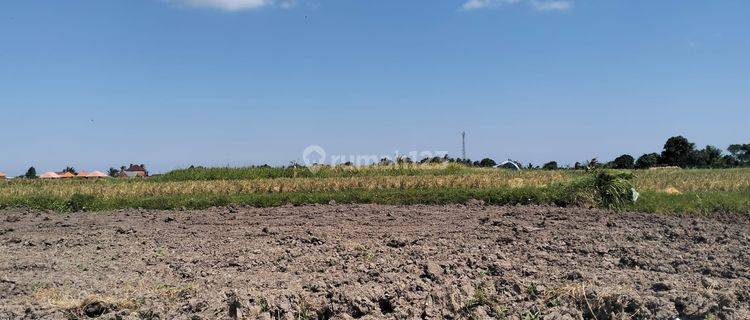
[631,190,750,214]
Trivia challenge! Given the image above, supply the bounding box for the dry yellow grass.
[664,187,682,195]
[27,281,196,314]
[29,287,139,311]
[0,171,576,199]
[632,168,750,192]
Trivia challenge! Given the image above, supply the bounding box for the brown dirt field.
[1,204,748,320]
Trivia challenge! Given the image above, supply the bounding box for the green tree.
[660,136,696,167]
[25,167,37,179]
[477,158,497,167]
[62,166,77,175]
[720,154,740,167]
[635,153,660,169]
[586,158,601,170]
[728,144,750,166]
[695,145,723,168]
[542,161,558,170]
[108,167,120,177]
[610,154,635,169]
[378,158,393,166]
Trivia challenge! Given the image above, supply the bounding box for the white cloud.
[278,0,297,9]
[462,0,520,10]
[530,0,572,11]
[175,0,276,11]
[462,0,573,11]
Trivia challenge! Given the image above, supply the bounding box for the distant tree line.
[557,136,749,170]
[408,136,749,170]
[403,155,503,168]
[607,136,749,169]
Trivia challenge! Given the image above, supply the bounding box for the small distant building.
[120,164,148,178]
[56,171,76,179]
[86,171,109,179]
[68,171,109,179]
[498,160,522,171]
[40,172,61,179]
[0,172,6,179]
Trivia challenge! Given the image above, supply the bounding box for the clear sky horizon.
[1,0,748,176]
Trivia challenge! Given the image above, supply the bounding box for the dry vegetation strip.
[2,168,748,198]
[0,173,577,198]
[0,167,748,213]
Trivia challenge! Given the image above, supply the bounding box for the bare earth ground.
[1,204,748,320]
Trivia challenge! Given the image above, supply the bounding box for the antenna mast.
[461,131,466,161]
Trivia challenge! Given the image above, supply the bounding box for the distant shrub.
[25,167,37,179]
[593,171,637,209]
[635,153,660,169]
[610,154,635,169]
[477,158,497,167]
[694,145,724,168]
[542,161,558,170]
[661,136,696,168]
[379,158,393,166]
[568,171,637,210]
[728,144,750,166]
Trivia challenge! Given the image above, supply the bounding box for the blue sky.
[1,0,748,175]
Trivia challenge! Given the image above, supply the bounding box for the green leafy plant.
[593,171,637,209]
[566,171,638,210]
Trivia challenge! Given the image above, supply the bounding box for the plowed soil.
[1,204,748,320]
